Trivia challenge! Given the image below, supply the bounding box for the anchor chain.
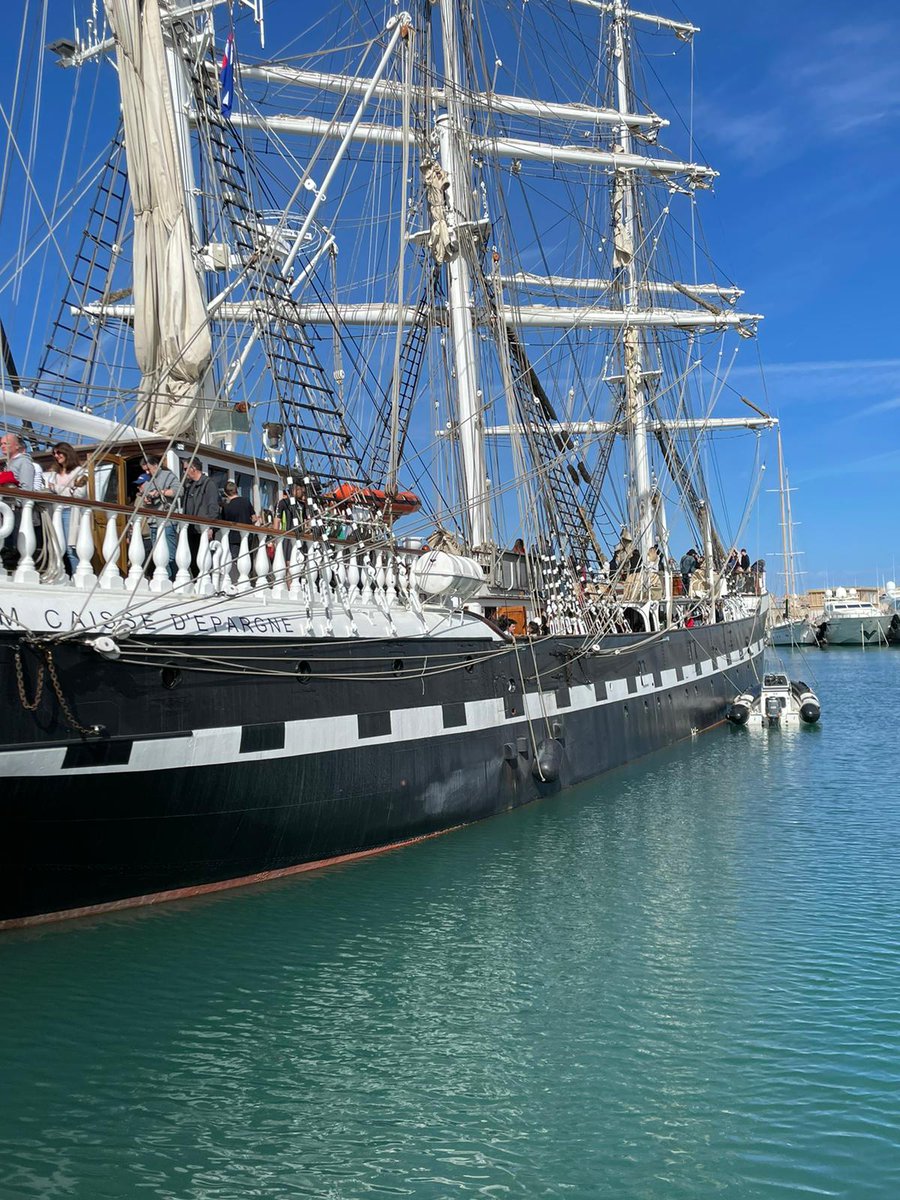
[14,640,101,738]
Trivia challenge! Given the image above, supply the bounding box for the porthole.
[392,659,404,674]
[296,661,312,683]
[161,666,182,690]
[464,657,475,674]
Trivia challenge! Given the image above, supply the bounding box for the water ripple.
[3,650,900,1197]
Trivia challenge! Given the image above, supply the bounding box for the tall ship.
[0,0,771,927]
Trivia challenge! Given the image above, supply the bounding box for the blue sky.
[680,1,900,587]
[1,1,898,587]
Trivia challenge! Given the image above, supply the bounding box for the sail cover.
[104,0,211,438]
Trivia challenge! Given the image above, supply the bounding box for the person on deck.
[276,481,309,534]
[181,460,220,576]
[141,455,181,578]
[220,480,255,566]
[680,548,700,595]
[45,442,87,575]
[0,432,40,569]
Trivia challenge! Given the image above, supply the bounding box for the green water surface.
[2,648,899,1198]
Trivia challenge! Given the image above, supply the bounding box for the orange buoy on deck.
[326,484,421,518]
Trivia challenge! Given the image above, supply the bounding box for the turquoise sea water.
[2,648,899,1199]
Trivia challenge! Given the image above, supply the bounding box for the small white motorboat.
[727,673,821,729]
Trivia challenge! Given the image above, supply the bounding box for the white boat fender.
[532,738,563,782]
[727,694,752,725]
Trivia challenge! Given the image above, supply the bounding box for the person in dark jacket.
[679,548,699,595]
[276,481,309,533]
[181,461,220,576]
[220,480,255,561]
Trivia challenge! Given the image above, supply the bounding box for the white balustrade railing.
[3,497,439,631]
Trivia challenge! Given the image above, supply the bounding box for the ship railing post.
[72,505,98,590]
[149,519,173,593]
[371,549,397,635]
[195,527,214,597]
[217,528,233,592]
[314,543,334,635]
[98,510,125,591]
[126,514,148,593]
[332,545,359,636]
[173,521,193,591]
[236,532,252,595]
[287,538,304,602]
[385,551,398,609]
[346,545,360,605]
[0,499,14,582]
[358,547,373,605]
[270,532,288,600]
[13,498,40,585]
[300,541,316,635]
[253,531,270,597]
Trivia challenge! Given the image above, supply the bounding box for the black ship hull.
[1,613,764,927]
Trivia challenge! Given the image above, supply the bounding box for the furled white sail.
[104,0,211,438]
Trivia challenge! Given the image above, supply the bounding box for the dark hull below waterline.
[0,615,764,926]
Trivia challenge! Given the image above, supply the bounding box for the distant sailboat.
[769,430,816,647]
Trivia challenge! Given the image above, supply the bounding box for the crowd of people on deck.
[0,435,378,582]
[1,434,767,619]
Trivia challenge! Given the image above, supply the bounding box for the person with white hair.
[0,431,40,568]
[0,432,36,490]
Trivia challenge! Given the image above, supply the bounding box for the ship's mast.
[776,427,797,611]
[612,0,653,568]
[437,0,491,549]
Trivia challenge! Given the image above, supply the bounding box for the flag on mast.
[220,33,235,118]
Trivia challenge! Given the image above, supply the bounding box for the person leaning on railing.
[218,481,255,583]
[181,460,221,577]
[140,455,181,580]
[0,431,42,571]
[44,442,87,576]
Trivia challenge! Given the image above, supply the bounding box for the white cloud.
[729,359,900,409]
[699,22,900,171]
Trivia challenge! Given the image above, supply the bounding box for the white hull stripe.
[3,639,765,778]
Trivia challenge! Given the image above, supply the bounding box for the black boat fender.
[790,680,821,725]
[798,693,821,724]
[727,695,752,726]
[533,738,564,782]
